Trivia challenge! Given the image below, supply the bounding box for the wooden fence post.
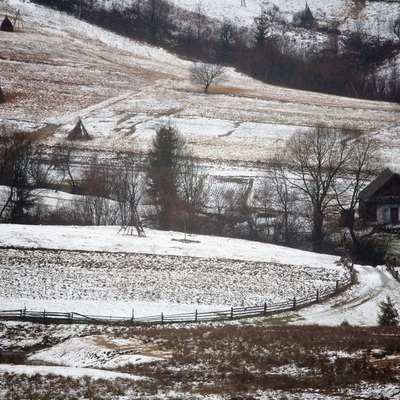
[263,302,267,315]
[335,280,339,293]
[293,297,296,310]
[161,313,164,324]
[230,307,234,320]
[195,309,198,323]
[316,289,319,303]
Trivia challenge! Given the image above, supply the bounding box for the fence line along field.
[0,246,351,318]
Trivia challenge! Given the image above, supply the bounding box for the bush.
[347,235,389,266]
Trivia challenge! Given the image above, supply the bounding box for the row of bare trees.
[0,124,385,263]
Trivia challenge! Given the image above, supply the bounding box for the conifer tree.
[378,296,399,326]
[147,122,185,230]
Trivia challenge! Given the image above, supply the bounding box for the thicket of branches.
[0,123,390,264]
[30,0,400,102]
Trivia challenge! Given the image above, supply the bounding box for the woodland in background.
[30,0,400,102]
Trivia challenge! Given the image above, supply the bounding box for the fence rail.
[0,277,352,326]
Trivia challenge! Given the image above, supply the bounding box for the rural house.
[359,168,400,224]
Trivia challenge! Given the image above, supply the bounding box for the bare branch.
[190,62,226,93]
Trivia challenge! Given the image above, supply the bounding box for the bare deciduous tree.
[51,145,78,193]
[284,126,353,252]
[333,135,382,262]
[113,157,146,236]
[393,14,400,40]
[0,131,37,223]
[190,62,226,94]
[263,155,303,246]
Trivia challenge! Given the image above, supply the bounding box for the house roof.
[359,168,397,201]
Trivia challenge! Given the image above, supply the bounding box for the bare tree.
[263,155,303,246]
[112,158,146,236]
[393,14,400,40]
[220,19,237,60]
[333,135,382,261]
[51,145,78,193]
[283,126,353,252]
[212,182,251,237]
[194,1,205,42]
[0,131,37,223]
[141,0,174,43]
[80,158,119,225]
[177,152,210,232]
[190,62,226,94]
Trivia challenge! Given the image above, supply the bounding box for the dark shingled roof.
[359,168,397,201]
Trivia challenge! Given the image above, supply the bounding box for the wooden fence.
[0,277,352,326]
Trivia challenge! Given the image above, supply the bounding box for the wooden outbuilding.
[359,168,400,224]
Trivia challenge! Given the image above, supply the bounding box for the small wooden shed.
[359,168,400,224]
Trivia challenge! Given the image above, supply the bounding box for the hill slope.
[1,0,399,166]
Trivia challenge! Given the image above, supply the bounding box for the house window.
[390,207,399,222]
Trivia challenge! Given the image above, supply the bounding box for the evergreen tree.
[378,296,399,326]
[147,122,185,230]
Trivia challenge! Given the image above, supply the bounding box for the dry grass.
[1,324,400,398]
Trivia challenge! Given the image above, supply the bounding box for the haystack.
[1,15,13,32]
[67,118,91,141]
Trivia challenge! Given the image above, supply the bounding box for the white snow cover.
[0,224,349,316]
[1,1,400,392]
[0,364,143,381]
[1,224,399,328]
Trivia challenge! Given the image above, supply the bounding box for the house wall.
[377,203,400,224]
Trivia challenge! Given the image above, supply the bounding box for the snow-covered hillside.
[1,0,399,168]
[1,224,399,328]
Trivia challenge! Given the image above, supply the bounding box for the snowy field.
[1,225,400,399]
[0,224,349,317]
[1,1,400,398]
[0,224,399,327]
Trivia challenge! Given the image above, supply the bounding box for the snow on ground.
[1,0,399,167]
[28,334,169,368]
[0,224,349,317]
[291,265,400,327]
[0,364,143,381]
[1,224,399,328]
[1,1,400,393]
